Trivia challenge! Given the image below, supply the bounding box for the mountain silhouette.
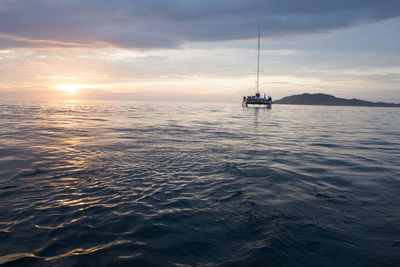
[274,93,400,107]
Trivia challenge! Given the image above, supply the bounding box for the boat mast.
[256,27,260,95]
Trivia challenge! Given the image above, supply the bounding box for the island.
[274,93,400,107]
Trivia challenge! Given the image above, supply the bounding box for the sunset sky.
[1,0,399,102]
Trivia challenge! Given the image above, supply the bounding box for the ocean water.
[0,99,400,266]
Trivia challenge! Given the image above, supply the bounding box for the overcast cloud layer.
[1,0,400,49]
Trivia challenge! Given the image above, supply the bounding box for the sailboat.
[242,29,272,108]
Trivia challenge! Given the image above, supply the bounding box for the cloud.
[0,34,110,48]
[1,0,400,49]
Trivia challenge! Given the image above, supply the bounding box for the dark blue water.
[1,100,400,266]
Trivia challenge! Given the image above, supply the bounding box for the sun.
[56,84,87,95]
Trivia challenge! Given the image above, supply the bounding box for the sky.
[0,0,399,103]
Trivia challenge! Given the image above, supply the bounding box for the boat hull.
[243,98,272,108]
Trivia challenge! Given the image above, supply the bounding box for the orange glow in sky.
[56,84,87,95]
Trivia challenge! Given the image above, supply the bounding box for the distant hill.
[274,93,400,107]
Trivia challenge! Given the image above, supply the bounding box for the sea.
[0,99,400,266]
